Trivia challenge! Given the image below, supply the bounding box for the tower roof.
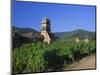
[42,17,50,24]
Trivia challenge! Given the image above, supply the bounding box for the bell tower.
[41,17,51,44]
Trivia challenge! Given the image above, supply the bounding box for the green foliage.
[13,42,46,73]
[12,39,96,73]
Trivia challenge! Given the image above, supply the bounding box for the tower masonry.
[41,17,51,44]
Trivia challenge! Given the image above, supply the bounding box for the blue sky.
[12,1,96,32]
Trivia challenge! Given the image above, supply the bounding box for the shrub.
[12,40,96,73]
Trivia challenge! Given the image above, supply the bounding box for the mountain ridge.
[12,26,95,40]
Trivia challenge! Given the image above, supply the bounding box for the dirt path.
[65,54,96,70]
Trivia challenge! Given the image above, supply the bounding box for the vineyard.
[12,39,96,74]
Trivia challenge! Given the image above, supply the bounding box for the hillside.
[12,26,38,33]
[54,29,95,40]
[12,26,95,40]
[12,26,96,48]
[12,26,40,48]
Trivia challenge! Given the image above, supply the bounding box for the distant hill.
[12,26,40,39]
[12,26,95,40]
[12,26,96,48]
[12,26,40,48]
[12,26,38,33]
[53,29,95,40]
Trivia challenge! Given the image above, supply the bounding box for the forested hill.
[12,26,95,40]
[12,26,38,33]
[53,29,95,40]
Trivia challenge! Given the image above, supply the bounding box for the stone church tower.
[41,17,51,44]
